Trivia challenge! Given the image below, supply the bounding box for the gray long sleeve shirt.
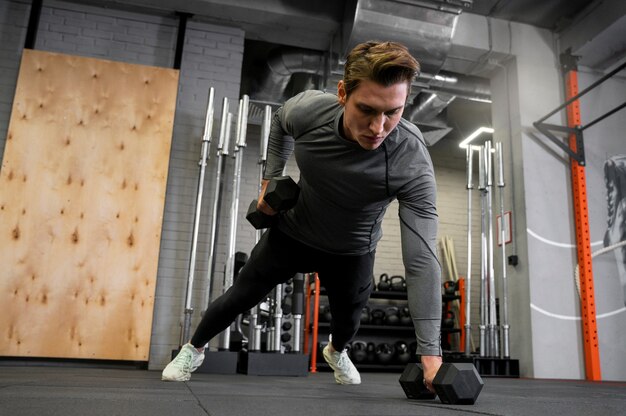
[265,90,442,356]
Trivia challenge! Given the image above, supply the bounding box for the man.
[162,40,443,391]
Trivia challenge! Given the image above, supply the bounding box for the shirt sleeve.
[264,104,295,179]
[397,156,443,356]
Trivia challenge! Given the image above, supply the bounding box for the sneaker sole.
[161,374,190,382]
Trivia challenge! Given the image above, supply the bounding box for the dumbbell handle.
[255,179,277,215]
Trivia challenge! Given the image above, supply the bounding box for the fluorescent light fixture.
[459,126,494,148]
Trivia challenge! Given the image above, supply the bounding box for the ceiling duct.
[405,92,456,124]
[249,47,330,103]
[342,0,465,76]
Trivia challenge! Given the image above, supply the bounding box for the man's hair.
[343,41,420,97]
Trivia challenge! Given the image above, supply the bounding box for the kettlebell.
[385,306,400,326]
[399,306,412,326]
[443,280,457,295]
[390,275,406,292]
[350,340,368,363]
[377,273,391,291]
[370,308,386,325]
[394,340,411,364]
[442,310,455,328]
[360,306,371,325]
[376,342,395,365]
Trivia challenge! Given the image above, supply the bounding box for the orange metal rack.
[564,69,601,381]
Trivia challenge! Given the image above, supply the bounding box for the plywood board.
[0,50,178,361]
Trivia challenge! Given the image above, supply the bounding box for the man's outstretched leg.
[162,228,315,381]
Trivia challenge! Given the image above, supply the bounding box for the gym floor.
[1,365,625,416]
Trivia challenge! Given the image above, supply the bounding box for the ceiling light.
[459,126,494,148]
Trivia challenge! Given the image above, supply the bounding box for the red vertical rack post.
[309,273,321,373]
[564,70,602,381]
[458,277,466,353]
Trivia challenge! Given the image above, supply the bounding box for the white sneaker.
[323,343,361,385]
[161,343,205,381]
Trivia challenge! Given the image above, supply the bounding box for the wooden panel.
[0,50,179,361]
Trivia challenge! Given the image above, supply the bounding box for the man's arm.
[398,165,443,390]
[264,106,295,179]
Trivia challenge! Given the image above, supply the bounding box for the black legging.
[191,227,375,351]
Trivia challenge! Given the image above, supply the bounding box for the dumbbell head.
[246,199,274,229]
[433,363,484,405]
[399,362,483,405]
[264,176,299,211]
[398,363,436,400]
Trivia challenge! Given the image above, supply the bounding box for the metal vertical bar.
[303,274,312,355]
[495,141,511,358]
[220,95,249,350]
[564,70,602,380]
[182,87,214,344]
[202,97,230,319]
[248,105,272,352]
[310,273,321,373]
[292,273,305,353]
[465,145,474,356]
[478,145,487,357]
[272,285,284,352]
[485,141,499,358]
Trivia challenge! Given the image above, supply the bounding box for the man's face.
[338,79,408,150]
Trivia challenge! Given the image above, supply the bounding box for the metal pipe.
[465,145,474,356]
[485,141,499,358]
[220,99,247,350]
[535,60,626,125]
[272,284,284,352]
[219,96,249,350]
[202,97,229,316]
[248,104,272,352]
[292,273,305,353]
[478,145,487,357]
[182,87,214,344]
[496,141,511,358]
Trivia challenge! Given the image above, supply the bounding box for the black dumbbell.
[442,310,455,328]
[246,176,300,229]
[398,362,484,405]
[443,280,457,295]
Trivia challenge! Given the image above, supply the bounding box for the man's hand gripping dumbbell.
[246,176,300,229]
